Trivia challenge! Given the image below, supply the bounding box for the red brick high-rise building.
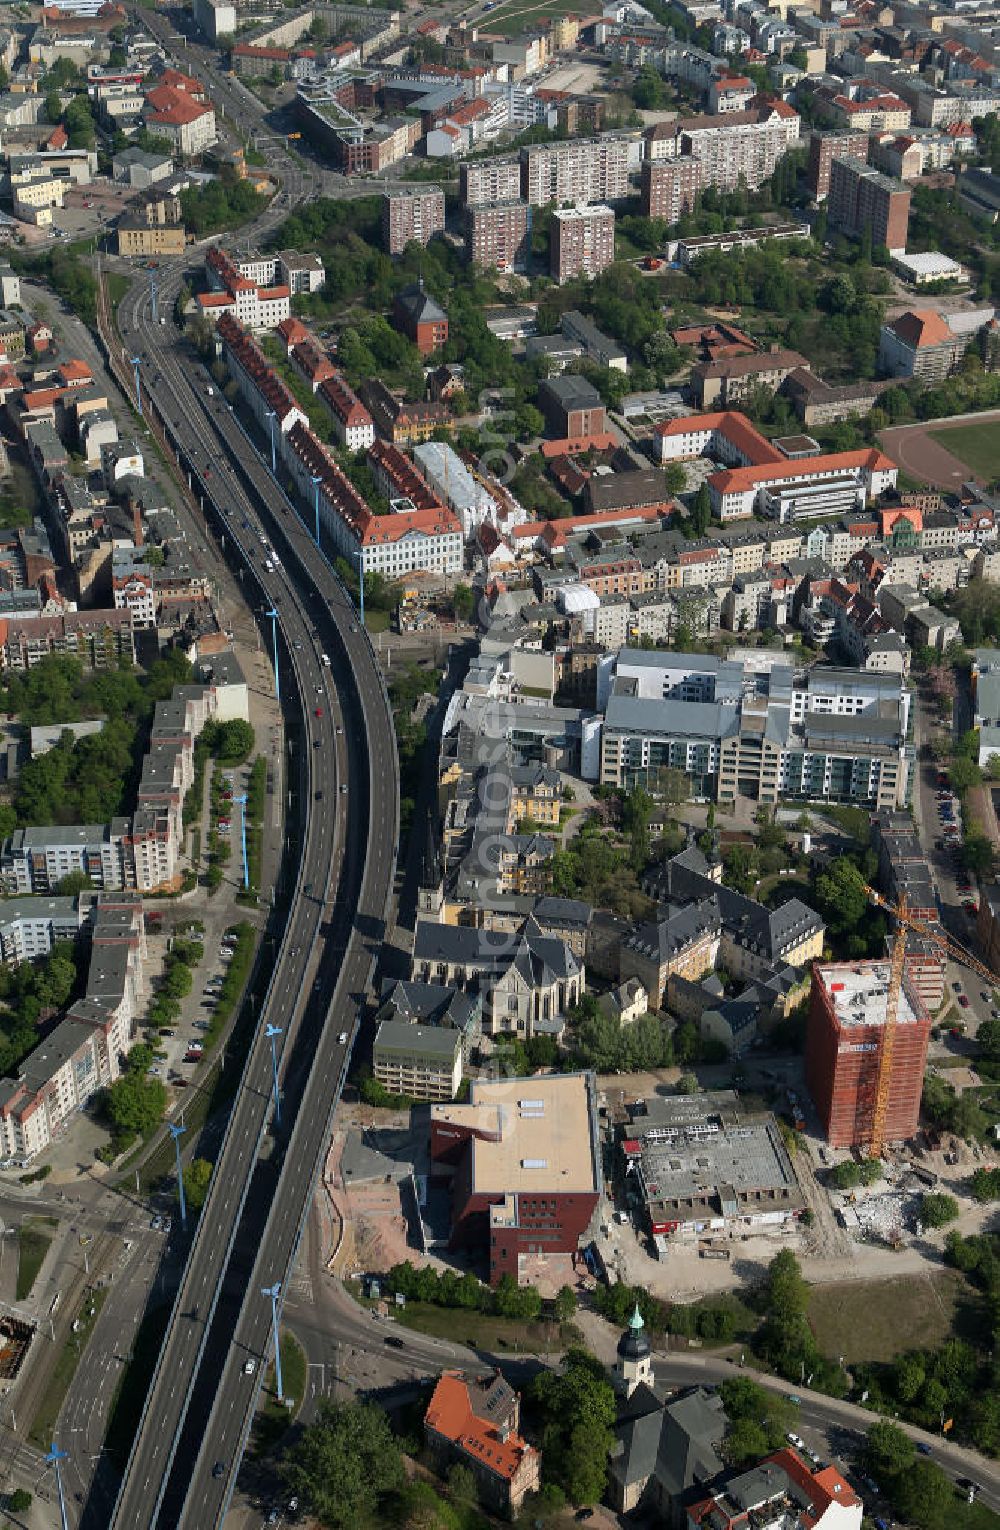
[382,185,445,255]
[641,156,702,221]
[805,960,931,1148]
[551,204,615,283]
[465,200,532,273]
[806,128,870,199]
[828,155,911,253]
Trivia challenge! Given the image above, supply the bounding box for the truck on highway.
[321,652,331,667]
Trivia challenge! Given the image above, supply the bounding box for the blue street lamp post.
[233,793,249,890]
[266,409,277,475]
[169,1121,187,1231]
[265,1023,282,1124]
[46,1443,69,1530]
[311,474,322,549]
[266,608,280,702]
[130,355,143,418]
[262,1282,284,1401]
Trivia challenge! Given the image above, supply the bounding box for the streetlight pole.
[169,1122,187,1232]
[266,608,280,702]
[355,547,365,628]
[311,474,322,549]
[130,355,143,418]
[262,1282,284,1402]
[266,409,277,475]
[150,275,158,323]
[265,1023,282,1124]
[45,1443,69,1530]
[233,792,249,889]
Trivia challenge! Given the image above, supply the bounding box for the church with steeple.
[417,808,444,919]
[615,1305,654,1399]
[607,1307,726,1515]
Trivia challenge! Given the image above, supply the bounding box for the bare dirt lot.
[880,409,1000,488]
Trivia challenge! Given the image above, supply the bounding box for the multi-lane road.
[93,181,397,1524]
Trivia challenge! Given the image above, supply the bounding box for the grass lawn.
[928,419,1000,480]
[808,1270,965,1365]
[366,608,390,635]
[16,1219,55,1302]
[105,272,130,307]
[28,1287,107,1447]
[485,0,586,35]
[393,1300,570,1354]
[250,1330,307,1458]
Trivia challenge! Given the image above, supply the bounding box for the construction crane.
[863,886,997,1157]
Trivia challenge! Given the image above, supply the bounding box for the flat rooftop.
[628,1110,798,1206]
[817,961,922,1029]
[432,1072,598,1195]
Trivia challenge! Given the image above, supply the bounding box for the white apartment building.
[0,896,84,963]
[0,898,147,1159]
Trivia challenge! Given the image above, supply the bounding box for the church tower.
[417,810,444,919]
[615,1305,653,1399]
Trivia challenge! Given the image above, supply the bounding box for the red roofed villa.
[424,1371,541,1517]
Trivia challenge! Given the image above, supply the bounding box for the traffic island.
[250,1330,307,1459]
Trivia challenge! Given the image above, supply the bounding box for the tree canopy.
[281,1400,405,1528]
[530,1348,617,1506]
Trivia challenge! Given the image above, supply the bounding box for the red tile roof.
[425,1373,536,1484]
[277,316,312,350]
[710,447,896,495]
[159,66,204,96]
[655,410,783,467]
[146,85,213,126]
[887,309,954,348]
[59,359,92,386]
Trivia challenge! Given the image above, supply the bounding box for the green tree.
[971,1167,1000,1201]
[664,462,686,495]
[893,1352,927,1405]
[949,755,981,792]
[553,1284,577,1322]
[724,1417,771,1464]
[530,1349,616,1505]
[451,583,474,623]
[446,1463,478,1506]
[920,1192,959,1228]
[893,1458,957,1530]
[865,1419,914,1478]
[102,1072,166,1142]
[182,1157,213,1214]
[961,831,994,877]
[493,1273,542,1320]
[8,1489,30,1512]
[281,1400,404,1529]
[978,1018,1000,1056]
[813,858,869,939]
[690,482,712,535]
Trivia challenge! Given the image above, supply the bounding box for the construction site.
[805,961,932,1150]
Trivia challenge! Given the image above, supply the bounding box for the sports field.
[928,419,1000,480]
[482,0,584,35]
